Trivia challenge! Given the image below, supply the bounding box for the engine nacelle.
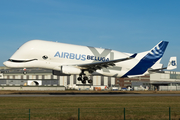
[61,66,81,75]
[52,66,82,76]
[52,70,70,76]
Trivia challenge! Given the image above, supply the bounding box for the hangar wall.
[1,67,180,90]
[115,75,150,88]
[0,68,115,88]
[150,71,180,82]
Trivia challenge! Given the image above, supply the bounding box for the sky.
[0,0,180,71]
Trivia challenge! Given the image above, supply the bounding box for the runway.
[0,93,180,97]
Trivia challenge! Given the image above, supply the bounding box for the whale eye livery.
[3,40,177,84]
[42,55,48,60]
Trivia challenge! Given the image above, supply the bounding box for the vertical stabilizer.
[123,41,168,77]
[167,57,177,70]
[146,41,169,61]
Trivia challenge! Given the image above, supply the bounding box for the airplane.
[3,40,177,83]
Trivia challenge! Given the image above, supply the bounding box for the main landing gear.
[77,70,93,84]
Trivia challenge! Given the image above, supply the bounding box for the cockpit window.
[8,59,38,63]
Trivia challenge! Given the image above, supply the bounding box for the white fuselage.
[4,40,164,77]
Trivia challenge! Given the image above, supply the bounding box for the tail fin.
[167,57,177,70]
[145,41,169,61]
[122,41,168,77]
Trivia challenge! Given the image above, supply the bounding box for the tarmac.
[0,93,180,97]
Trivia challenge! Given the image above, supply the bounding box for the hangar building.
[116,71,180,91]
[0,67,115,90]
[0,66,180,91]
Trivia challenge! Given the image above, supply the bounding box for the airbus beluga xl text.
[3,40,177,83]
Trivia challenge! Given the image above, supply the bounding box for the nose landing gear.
[23,68,27,75]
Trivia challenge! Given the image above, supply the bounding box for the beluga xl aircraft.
[3,40,177,84]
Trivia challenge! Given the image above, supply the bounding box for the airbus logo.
[54,51,110,62]
[150,45,162,56]
[171,60,176,66]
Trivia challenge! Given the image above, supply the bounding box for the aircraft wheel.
[88,79,93,83]
[82,80,86,84]
[77,77,82,81]
[83,76,88,80]
[23,71,27,75]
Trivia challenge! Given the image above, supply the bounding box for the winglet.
[130,53,137,58]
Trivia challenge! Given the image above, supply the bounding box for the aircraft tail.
[167,57,177,70]
[146,41,169,61]
[122,41,168,77]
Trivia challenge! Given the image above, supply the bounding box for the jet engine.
[61,66,81,74]
[52,66,81,76]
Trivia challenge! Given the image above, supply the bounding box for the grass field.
[0,91,180,119]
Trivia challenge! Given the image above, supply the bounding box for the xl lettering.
[87,47,120,72]
[87,47,113,62]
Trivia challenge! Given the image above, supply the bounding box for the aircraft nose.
[3,60,21,68]
[3,61,9,67]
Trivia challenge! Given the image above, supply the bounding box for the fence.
[0,107,179,120]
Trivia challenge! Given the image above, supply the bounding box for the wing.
[74,53,137,72]
[148,67,167,73]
